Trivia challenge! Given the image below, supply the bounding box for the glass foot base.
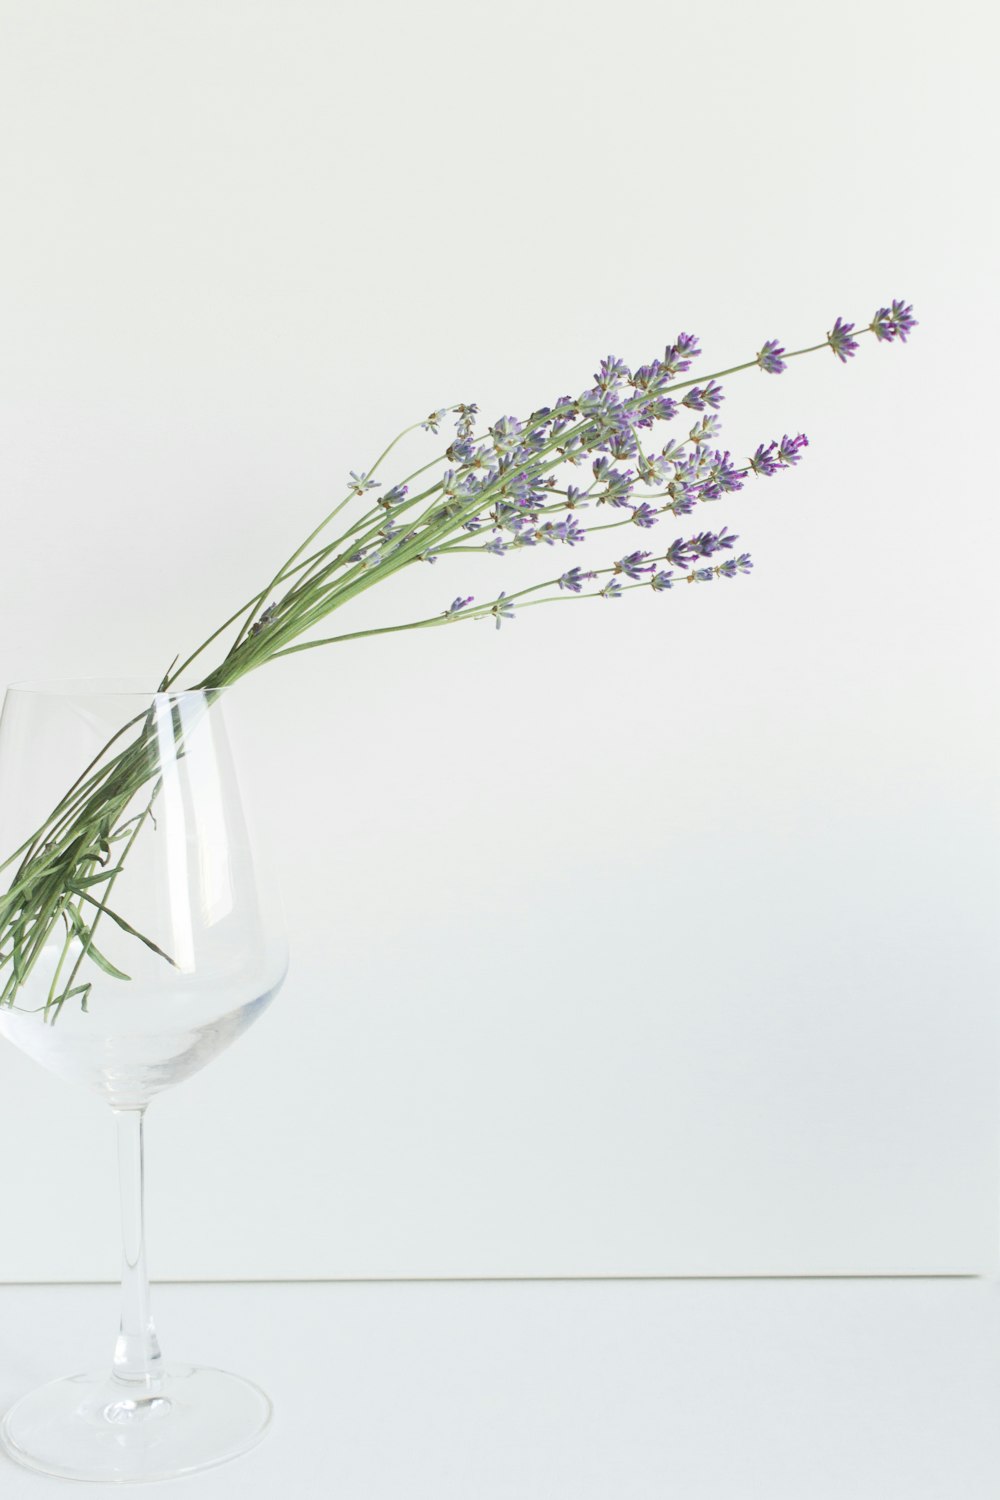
[1,1364,272,1484]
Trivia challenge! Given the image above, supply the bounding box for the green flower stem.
[0,707,151,879]
[48,788,159,1022]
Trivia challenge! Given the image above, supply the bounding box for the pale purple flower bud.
[689,414,722,445]
[595,356,630,390]
[489,415,525,455]
[491,592,515,630]
[348,470,380,496]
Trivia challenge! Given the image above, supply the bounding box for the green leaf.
[65,905,132,982]
[47,982,93,1021]
[74,892,178,969]
[67,870,117,889]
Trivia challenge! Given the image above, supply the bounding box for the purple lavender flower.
[647,395,678,423]
[578,386,616,419]
[380,483,409,509]
[595,356,630,390]
[749,441,781,477]
[564,485,588,509]
[717,553,754,578]
[870,299,918,344]
[650,570,674,592]
[614,550,655,580]
[522,423,550,454]
[828,317,859,362]
[631,503,659,529]
[535,516,586,547]
[348,471,380,496]
[665,537,697,569]
[421,410,447,433]
[637,452,673,486]
[665,486,697,516]
[688,414,722,445]
[890,299,917,342]
[777,432,809,466]
[484,535,506,557]
[691,527,738,557]
[446,596,474,616]
[698,451,745,499]
[558,566,594,593]
[691,567,715,583]
[491,592,515,630]
[662,332,701,375]
[682,380,725,412]
[597,468,636,508]
[607,426,639,462]
[489,415,525,455]
[560,516,587,546]
[549,397,578,437]
[468,446,496,474]
[503,470,545,507]
[629,362,662,392]
[870,306,893,342]
[756,339,787,375]
[599,579,623,599]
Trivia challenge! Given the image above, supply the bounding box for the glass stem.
[111,1106,164,1390]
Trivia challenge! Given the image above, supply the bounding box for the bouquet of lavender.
[0,301,915,1020]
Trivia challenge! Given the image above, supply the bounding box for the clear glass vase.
[0,680,288,1483]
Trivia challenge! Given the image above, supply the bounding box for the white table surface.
[1,1277,998,1498]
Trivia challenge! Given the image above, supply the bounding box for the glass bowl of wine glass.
[0,679,288,1483]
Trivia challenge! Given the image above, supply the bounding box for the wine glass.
[0,679,288,1483]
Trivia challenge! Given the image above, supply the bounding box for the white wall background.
[0,0,997,1280]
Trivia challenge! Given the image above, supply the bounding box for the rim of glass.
[3,677,226,700]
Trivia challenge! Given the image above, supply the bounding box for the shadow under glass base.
[1,1364,272,1484]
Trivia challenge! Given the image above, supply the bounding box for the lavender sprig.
[0,301,915,1021]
